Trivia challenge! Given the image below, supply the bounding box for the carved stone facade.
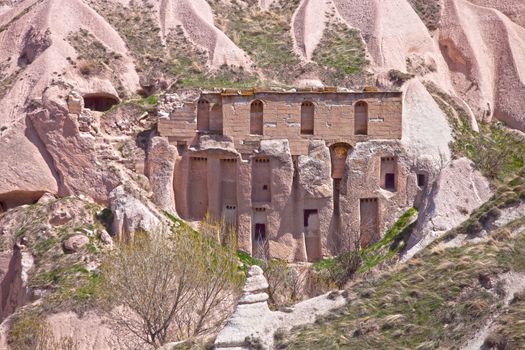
[158,88,421,262]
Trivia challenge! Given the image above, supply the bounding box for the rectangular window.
[385,173,395,190]
[303,209,318,227]
[380,157,397,192]
[417,174,426,187]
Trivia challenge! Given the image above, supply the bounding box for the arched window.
[250,100,263,135]
[354,101,368,135]
[197,99,210,131]
[301,101,314,135]
[210,103,223,134]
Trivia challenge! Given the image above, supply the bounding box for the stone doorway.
[304,209,321,261]
[253,223,267,259]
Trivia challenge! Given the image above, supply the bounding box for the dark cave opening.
[83,93,119,112]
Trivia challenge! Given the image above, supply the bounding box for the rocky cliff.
[0,0,524,348]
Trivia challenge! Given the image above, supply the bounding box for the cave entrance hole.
[83,93,119,112]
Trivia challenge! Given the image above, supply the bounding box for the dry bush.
[101,228,244,347]
[263,260,304,308]
[8,312,77,350]
[77,59,99,76]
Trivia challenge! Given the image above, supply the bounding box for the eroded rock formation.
[402,157,493,261]
[215,265,346,349]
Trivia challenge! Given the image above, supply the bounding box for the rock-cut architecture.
[159,88,425,262]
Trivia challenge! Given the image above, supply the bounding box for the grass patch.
[279,221,525,349]
[312,209,417,287]
[208,0,302,84]
[8,309,77,349]
[359,208,417,272]
[312,22,369,85]
[487,291,525,348]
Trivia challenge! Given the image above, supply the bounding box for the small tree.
[101,227,244,347]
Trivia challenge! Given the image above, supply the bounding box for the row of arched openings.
[197,99,369,135]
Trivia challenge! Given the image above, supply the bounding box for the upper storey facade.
[158,88,403,155]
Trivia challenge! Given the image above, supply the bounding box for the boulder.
[215,265,346,349]
[67,91,84,115]
[62,235,89,253]
[109,185,164,242]
[36,192,56,205]
[28,99,120,204]
[99,230,113,245]
[49,207,73,226]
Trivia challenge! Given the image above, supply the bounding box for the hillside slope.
[1,0,525,204]
[278,202,525,349]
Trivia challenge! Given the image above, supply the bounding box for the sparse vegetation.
[166,26,258,89]
[426,82,525,183]
[88,1,257,90]
[278,218,525,349]
[8,311,77,350]
[263,259,303,309]
[312,22,370,85]
[0,197,110,315]
[208,0,302,84]
[407,0,442,31]
[425,82,525,242]
[67,29,127,94]
[0,59,23,101]
[86,0,167,89]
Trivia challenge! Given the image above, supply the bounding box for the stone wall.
[158,89,403,155]
[157,89,416,262]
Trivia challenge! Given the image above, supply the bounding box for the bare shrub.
[101,228,244,347]
[263,260,304,308]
